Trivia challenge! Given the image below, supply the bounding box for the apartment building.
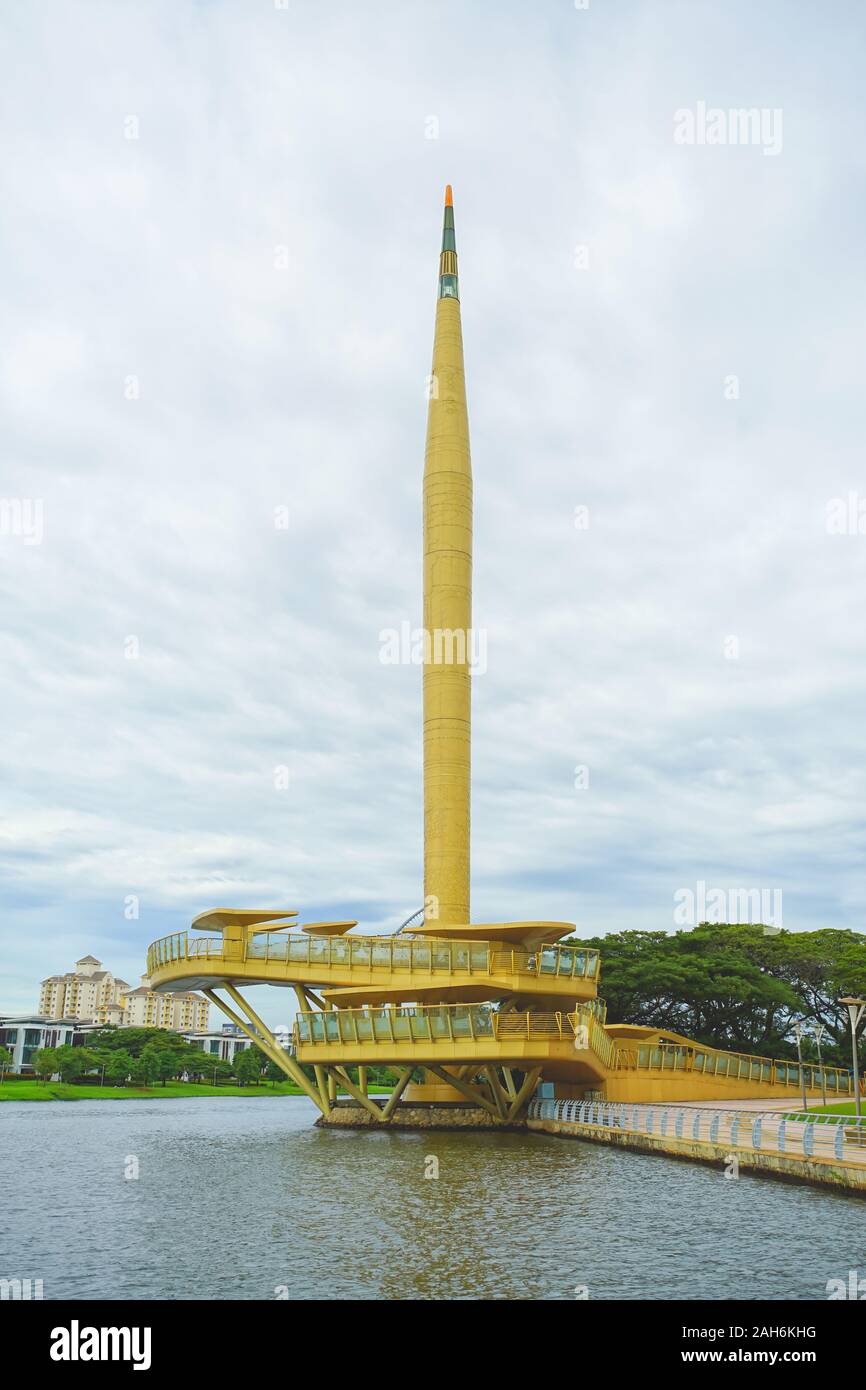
[39,956,209,1032]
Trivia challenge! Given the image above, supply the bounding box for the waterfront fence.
[527,1098,866,1166]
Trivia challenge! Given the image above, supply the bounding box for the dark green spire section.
[438,185,459,300]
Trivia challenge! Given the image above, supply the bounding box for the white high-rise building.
[39,957,209,1032]
[121,976,209,1032]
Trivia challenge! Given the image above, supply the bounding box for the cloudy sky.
[2,0,865,1026]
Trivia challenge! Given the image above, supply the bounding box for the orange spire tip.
[444,184,453,207]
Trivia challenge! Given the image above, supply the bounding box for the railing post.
[709,1114,720,1143]
[803,1122,815,1158]
[777,1119,786,1153]
[675,1111,684,1138]
[834,1124,844,1161]
[692,1110,701,1140]
[752,1117,762,1150]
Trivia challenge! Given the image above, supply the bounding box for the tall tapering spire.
[439,183,459,300]
[423,185,472,925]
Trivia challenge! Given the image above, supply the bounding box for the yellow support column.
[201,987,324,1113]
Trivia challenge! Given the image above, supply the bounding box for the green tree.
[85,1026,200,1061]
[0,1044,14,1076]
[54,1045,97,1084]
[32,1047,58,1081]
[265,1057,289,1086]
[580,922,866,1063]
[210,1058,235,1086]
[149,1047,181,1087]
[105,1050,134,1086]
[234,1046,266,1086]
[130,1048,160,1087]
[189,1055,234,1086]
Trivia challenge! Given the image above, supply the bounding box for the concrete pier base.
[317,1102,514,1131]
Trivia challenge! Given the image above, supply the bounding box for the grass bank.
[0,1080,393,1102]
[798,1100,865,1119]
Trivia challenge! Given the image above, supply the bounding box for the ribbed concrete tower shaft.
[423,185,472,926]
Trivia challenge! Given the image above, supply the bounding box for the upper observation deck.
[146,910,600,1007]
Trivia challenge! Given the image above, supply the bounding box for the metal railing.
[527,1098,866,1165]
[147,930,600,985]
[613,1041,853,1093]
[294,1003,609,1055]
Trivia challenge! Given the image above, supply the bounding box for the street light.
[839,997,866,1120]
[792,1021,808,1113]
[813,1023,828,1108]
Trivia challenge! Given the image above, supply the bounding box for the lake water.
[2,1096,862,1300]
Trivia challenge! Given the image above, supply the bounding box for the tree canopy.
[579,923,866,1063]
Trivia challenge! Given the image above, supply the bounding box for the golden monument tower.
[142,188,848,1127]
[423,184,472,927]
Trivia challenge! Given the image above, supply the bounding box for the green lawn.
[797,1100,866,1120]
[0,1079,393,1102]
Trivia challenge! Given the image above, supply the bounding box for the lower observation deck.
[295,1002,614,1082]
[295,1002,854,1104]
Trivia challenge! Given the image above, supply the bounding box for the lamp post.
[813,1023,828,1108]
[792,1021,808,1113]
[839,997,866,1120]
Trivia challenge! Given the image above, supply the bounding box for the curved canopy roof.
[191,908,298,934]
[409,921,574,948]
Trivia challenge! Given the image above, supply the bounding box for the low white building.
[181,1024,251,1066]
[0,1015,78,1073]
[180,1023,294,1067]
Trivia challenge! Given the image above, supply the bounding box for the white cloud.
[2,0,865,1022]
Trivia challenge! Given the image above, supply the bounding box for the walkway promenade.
[527,1098,866,1193]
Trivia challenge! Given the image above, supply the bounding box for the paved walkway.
[683,1097,856,1113]
[537,1098,866,1167]
[617,1100,866,1166]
